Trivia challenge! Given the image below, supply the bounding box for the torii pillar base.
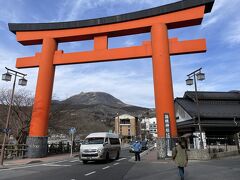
[26,136,48,158]
[156,138,167,159]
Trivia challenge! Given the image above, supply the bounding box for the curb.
[26,160,43,164]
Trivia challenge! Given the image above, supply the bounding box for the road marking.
[0,161,73,172]
[152,161,168,164]
[85,171,96,176]
[0,164,45,171]
[116,158,126,162]
[43,163,71,167]
[102,166,110,170]
[113,163,119,166]
[70,159,79,163]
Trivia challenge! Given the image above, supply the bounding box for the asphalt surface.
[0,149,135,180]
[0,148,239,180]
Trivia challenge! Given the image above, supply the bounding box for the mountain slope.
[63,92,127,107]
[50,92,152,135]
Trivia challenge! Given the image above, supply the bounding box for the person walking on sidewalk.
[172,138,188,180]
[132,141,142,161]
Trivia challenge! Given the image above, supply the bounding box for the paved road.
[0,149,135,180]
[126,155,240,180]
[0,149,239,180]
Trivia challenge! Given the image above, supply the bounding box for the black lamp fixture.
[2,71,12,81]
[186,77,193,85]
[18,77,28,86]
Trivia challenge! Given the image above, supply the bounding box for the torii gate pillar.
[26,38,57,157]
[152,24,177,158]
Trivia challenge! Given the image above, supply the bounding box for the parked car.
[141,141,148,150]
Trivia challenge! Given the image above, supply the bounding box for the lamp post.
[0,67,27,166]
[116,112,120,135]
[186,68,205,149]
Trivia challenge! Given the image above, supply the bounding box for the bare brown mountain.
[63,92,127,107]
[49,92,152,135]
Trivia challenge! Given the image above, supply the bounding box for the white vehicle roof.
[86,132,119,139]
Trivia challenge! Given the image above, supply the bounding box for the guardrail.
[0,142,81,159]
[0,144,28,159]
[48,142,80,154]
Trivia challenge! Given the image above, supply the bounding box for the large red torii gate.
[9,0,214,158]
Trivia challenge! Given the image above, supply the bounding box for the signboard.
[2,128,11,134]
[164,113,171,156]
[164,113,170,138]
[69,127,76,135]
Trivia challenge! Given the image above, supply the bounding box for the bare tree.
[0,88,33,144]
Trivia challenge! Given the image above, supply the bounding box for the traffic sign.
[69,127,76,134]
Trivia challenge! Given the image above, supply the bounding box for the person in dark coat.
[132,141,142,161]
[172,138,188,180]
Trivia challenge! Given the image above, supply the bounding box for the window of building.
[120,119,130,124]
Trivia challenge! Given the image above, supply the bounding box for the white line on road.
[43,163,71,167]
[85,171,96,176]
[0,160,73,172]
[102,166,110,170]
[70,159,80,163]
[0,164,45,171]
[113,163,119,166]
[116,158,126,162]
[152,161,168,164]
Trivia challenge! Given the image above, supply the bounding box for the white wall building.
[141,117,157,138]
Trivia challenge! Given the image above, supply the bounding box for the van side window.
[109,138,120,145]
[105,138,109,143]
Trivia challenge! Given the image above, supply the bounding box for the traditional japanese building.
[175,91,240,148]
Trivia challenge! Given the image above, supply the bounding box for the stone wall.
[187,149,240,160]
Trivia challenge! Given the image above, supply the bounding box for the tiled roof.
[176,91,240,118]
[184,91,240,101]
[9,0,214,33]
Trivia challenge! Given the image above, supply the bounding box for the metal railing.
[48,142,80,154]
[0,144,28,159]
[206,137,239,153]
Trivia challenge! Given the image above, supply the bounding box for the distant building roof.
[118,114,136,119]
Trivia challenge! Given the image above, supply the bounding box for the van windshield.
[83,137,104,144]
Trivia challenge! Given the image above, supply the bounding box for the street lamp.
[186,68,205,149]
[116,112,120,136]
[0,67,27,166]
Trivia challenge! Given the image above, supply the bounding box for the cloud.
[202,0,239,29]
[224,20,240,45]
[56,0,179,21]
[53,64,154,107]
[124,40,136,47]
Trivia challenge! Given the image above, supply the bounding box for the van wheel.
[82,160,88,164]
[115,151,120,160]
[105,152,109,163]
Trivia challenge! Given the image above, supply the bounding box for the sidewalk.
[1,152,79,168]
[141,147,159,162]
[126,148,240,180]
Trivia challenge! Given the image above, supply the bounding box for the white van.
[79,132,121,164]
